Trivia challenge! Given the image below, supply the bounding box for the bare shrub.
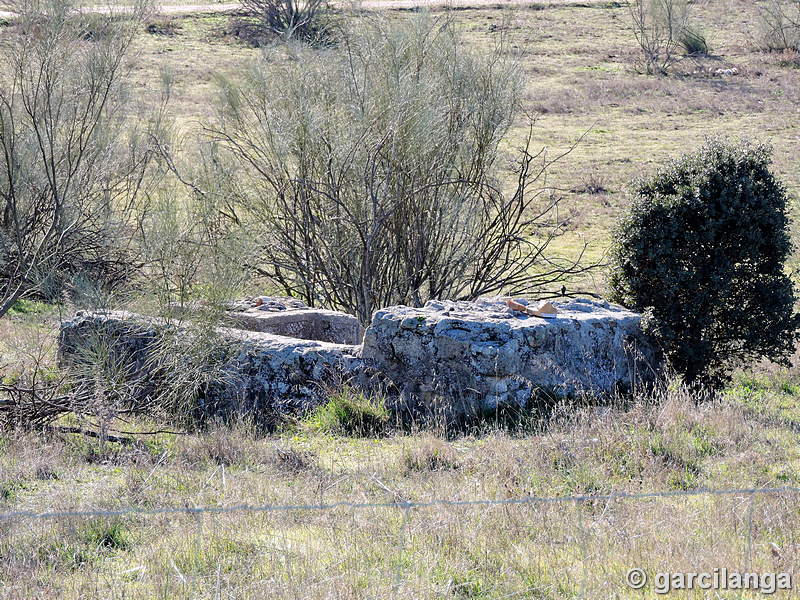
[575,168,609,195]
[271,445,318,474]
[0,0,155,319]
[240,0,328,41]
[680,24,709,56]
[210,15,595,323]
[756,0,800,52]
[0,320,173,436]
[0,277,247,441]
[628,0,690,74]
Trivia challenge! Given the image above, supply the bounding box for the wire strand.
[2,485,799,522]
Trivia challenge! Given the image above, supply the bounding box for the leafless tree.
[209,15,598,323]
[629,0,690,74]
[0,0,154,319]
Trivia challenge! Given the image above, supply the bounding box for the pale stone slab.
[360,297,660,412]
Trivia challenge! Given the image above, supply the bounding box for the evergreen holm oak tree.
[609,139,799,389]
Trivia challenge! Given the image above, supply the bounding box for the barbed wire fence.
[1,485,799,522]
[2,485,799,597]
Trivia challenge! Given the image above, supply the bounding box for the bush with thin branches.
[756,0,800,52]
[210,15,594,323]
[629,0,690,74]
[240,0,328,41]
[0,0,155,319]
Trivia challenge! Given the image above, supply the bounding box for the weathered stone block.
[360,297,661,412]
[223,296,362,345]
[227,307,363,345]
[59,311,362,420]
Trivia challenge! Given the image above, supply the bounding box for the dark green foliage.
[609,139,799,388]
[680,26,709,55]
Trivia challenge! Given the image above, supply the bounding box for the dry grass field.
[3,1,800,598]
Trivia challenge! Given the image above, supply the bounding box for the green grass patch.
[303,387,391,437]
[80,518,132,551]
[7,299,53,316]
[725,370,800,429]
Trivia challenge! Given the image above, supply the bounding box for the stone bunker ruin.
[58,297,661,420]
